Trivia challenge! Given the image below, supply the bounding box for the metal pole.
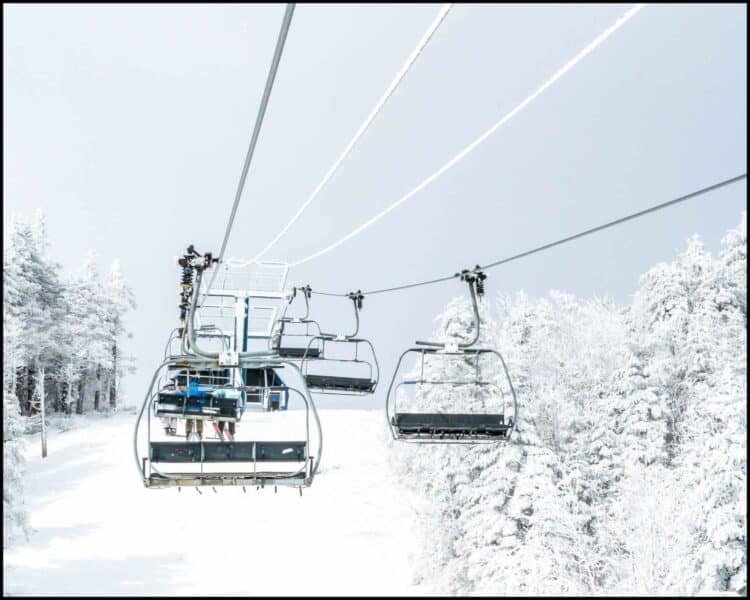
[40,378,47,458]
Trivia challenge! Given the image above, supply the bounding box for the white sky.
[3,3,747,408]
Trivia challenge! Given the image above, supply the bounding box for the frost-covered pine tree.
[29,210,68,415]
[4,212,65,416]
[3,390,29,547]
[717,211,746,320]
[504,292,628,593]
[104,260,136,409]
[3,239,24,396]
[611,346,669,467]
[630,237,712,460]
[673,215,747,595]
[394,292,621,594]
[61,252,113,413]
[4,211,137,421]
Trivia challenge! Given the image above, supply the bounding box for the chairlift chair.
[135,249,323,489]
[243,366,290,412]
[271,285,323,360]
[386,268,518,443]
[153,366,242,423]
[155,325,244,427]
[298,291,379,395]
[138,356,322,489]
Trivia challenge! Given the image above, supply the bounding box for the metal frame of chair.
[385,268,518,443]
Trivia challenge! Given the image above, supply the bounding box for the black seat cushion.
[155,393,241,419]
[150,441,307,463]
[305,375,374,392]
[277,346,321,358]
[393,413,511,437]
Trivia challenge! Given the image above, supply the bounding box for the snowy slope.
[3,410,423,596]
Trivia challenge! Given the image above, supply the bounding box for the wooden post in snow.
[110,343,117,409]
[40,383,47,458]
[36,366,47,458]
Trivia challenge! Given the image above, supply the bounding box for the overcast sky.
[4,3,746,409]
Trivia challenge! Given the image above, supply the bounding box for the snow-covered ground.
[3,409,424,596]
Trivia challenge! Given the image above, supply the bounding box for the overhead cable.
[307,173,747,297]
[287,3,645,268]
[201,3,296,302]
[253,3,453,262]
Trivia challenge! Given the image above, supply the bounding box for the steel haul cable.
[306,173,747,298]
[200,3,295,304]
[252,3,453,263]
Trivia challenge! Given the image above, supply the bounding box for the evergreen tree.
[396,214,746,595]
[104,260,136,408]
[3,390,29,547]
[3,213,64,415]
[62,252,112,413]
[3,211,137,418]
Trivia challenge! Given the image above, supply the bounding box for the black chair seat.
[149,441,307,463]
[392,413,511,437]
[277,346,321,359]
[305,374,375,392]
[155,394,241,420]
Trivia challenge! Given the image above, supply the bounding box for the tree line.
[393,213,746,595]
[3,210,136,417]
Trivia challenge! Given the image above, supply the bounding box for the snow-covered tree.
[60,252,113,413]
[3,390,29,547]
[396,214,746,595]
[4,212,66,415]
[103,259,136,408]
[674,215,747,595]
[3,211,136,420]
[718,211,747,320]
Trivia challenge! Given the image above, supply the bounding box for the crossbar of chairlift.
[146,469,312,488]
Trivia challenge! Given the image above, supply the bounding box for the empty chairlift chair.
[272,285,323,360]
[386,268,518,443]
[299,291,379,395]
[243,366,290,412]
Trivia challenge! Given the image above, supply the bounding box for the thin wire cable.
[479,173,747,271]
[201,3,295,302]
[287,3,645,268]
[307,173,746,297]
[252,3,453,263]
